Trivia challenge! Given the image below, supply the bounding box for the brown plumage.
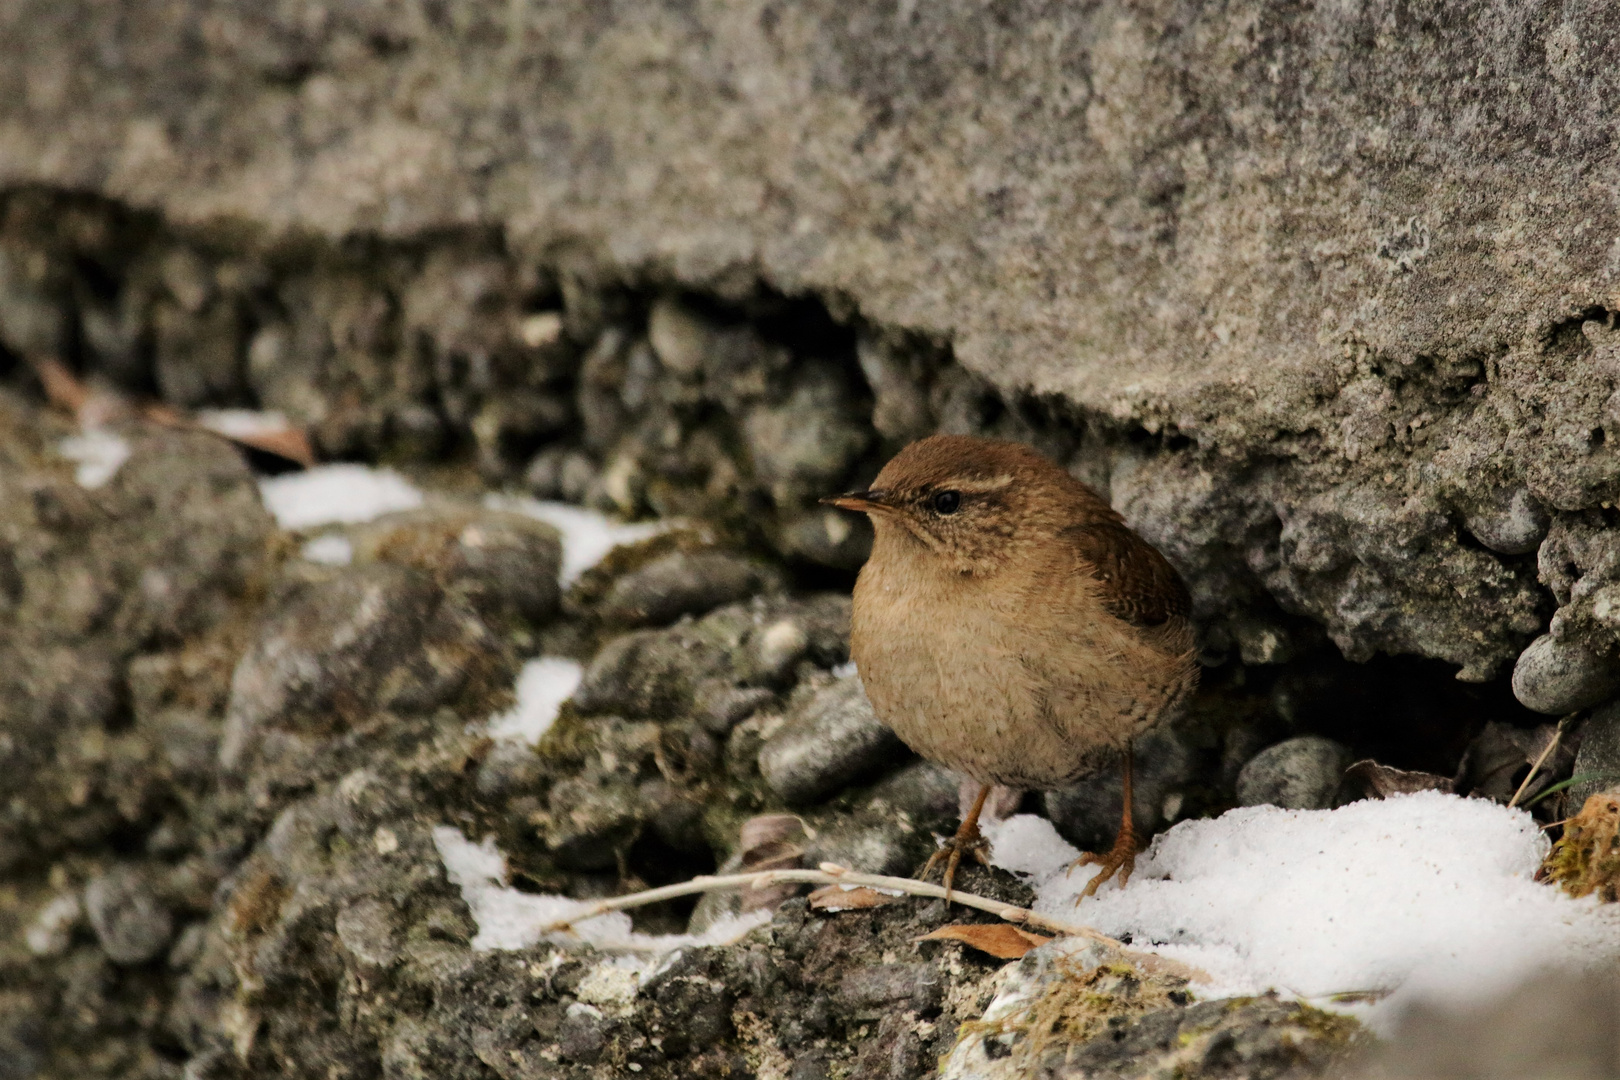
[825,434,1198,897]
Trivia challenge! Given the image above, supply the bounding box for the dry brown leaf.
[916,922,1053,959]
[807,885,901,912]
[225,425,316,467]
[1344,759,1454,799]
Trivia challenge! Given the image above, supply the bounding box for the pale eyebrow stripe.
[948,475,1014,493]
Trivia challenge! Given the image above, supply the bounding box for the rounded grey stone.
[84,866,173,966]
[599,549,781,627]
[758,677,905,806]
[1512,633,1620,715]
[1235,736,1354,811]
[1463,488,1549,556]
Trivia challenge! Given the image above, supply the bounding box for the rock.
[1512,634,1620,715]
[837,963,942,1014]
[1044,723,1197,853]
[647,297,715,379]
[543,775,646,871]
[758,677,907,806]
[1463,488,1550,556]
[943,938,1355,1079]
[598,549,783,627]
[351,506,563,624]
[1570,700,1620,806]
[1236,736,1355,810]
[84,866,174,965]
[523,446,597,503]
[865,761,961,834]
[220,562,505,769]
[741,364,872,501]
[1350,969,1618,1080]
[571,595,848,719]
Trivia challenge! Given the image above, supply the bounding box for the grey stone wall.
[3,0,1618,687]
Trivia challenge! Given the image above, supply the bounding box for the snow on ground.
[194,408,294,439]
[431,825,769,956]
[299,533,355,566]
[985,791,1620,1028]
[258,463,425,530]
[58,429,131,488]
[483,656,584,744]
[484,493,671,586]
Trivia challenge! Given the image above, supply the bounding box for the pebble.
[84,865,174,965]
[524,446,598,503]
[647,297,714,378]
[757,677,906,806]
[1236,736,1354,810]
[599,549,781,627]
[1044,724,1194,852]
[1463,488,1549,555]
[352,506,562,624]
[1512,633,1620,715]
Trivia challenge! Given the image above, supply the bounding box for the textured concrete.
[2,1,1620,684]
[1,0,1614,418]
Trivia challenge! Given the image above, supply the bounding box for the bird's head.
[823,434,1090,576]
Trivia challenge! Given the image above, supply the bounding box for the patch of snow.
[194,408,293,439]
[300,533,354,566]
[258,464,424,530]
[985,792,1620,1029]
[484,657,584,745]
[483,493,670,586]
[58,429,131,488]
[431,825,769,957]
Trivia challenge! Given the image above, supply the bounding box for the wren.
[825,434,1198,897]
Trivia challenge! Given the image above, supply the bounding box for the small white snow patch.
[986,792,1620,1028]
[259,464,424,530]
[25,893,82,957]
[483,493,670,586]
[484,657,584,745]
[431,825,768,957]
[58,429,131,488]
[194,408,293,439]
[300,533,354,565]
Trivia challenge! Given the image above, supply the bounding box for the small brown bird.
[825,434,1198,897]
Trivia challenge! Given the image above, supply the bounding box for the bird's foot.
[920,821,992,900]
[1067,825,1141,901]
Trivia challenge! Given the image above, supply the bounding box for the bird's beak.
[821,489,894,513]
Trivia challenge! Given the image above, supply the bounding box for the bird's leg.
[1068,745,1142,900]
[920,782,993,901]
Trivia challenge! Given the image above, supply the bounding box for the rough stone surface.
[0,3,1618,679]
[5,5,1618,1074]
[83,866,174,966]
[759,675,907,807]
[598,549,784,628]
[1237,736,1357,811]
[1512,633,1620,715]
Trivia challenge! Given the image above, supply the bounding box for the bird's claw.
[1067,827,1140,901]
[920,828,991,901]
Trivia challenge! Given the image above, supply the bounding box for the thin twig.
[1509,712,1579,809]
[536,862,1116,943]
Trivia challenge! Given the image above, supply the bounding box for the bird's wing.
[1060,519,1191,627]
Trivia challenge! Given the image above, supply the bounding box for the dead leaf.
[807,885,901,912]
[219,424,315,467]
[1344,759,1454,799]
[917,923,1053,959]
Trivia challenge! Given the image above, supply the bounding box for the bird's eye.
[932,490,961,515]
